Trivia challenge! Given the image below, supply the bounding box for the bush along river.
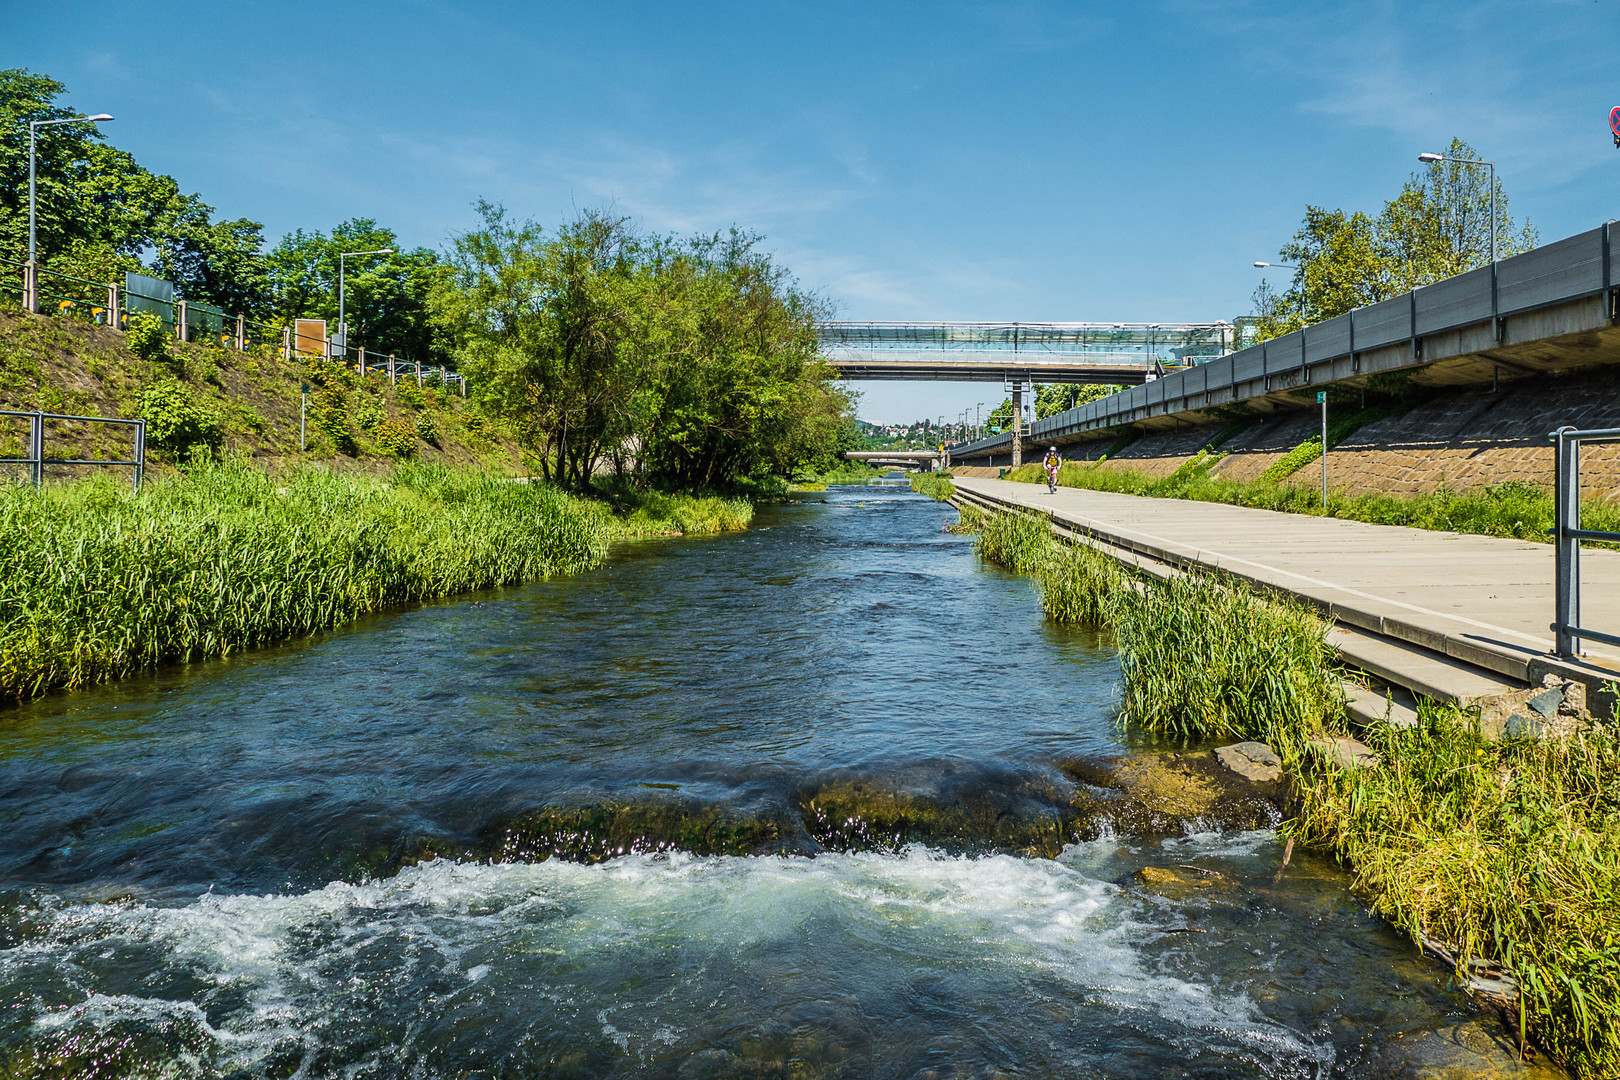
[0,482,1557,1078]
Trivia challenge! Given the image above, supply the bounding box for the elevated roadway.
[950,220,1620,466]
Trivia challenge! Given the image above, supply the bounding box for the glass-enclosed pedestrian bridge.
[818,321,1240,383]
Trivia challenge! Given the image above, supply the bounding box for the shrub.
[415,411,441,447]
[356,395,386,433]
[309,383,356,455]
[136,379,223,461]
[125,312,169,362]
[397,381,426,410]
[374,418,417,459]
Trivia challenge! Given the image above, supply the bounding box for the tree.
[266,219,449,363]
[0,68,271,315]
[1251,138,1536,341]
[441,205,851,490]
[1035,383,1122,419]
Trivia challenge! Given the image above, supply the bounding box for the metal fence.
[1551,425,1620,657]
[0,409,145,490]
[3,258,465,394]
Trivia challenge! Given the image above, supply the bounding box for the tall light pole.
[1253,261,1299,271]
[337,248,394,359]
[27,113,113,308]
[1418,151,1496,265]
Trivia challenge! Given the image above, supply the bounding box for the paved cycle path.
[951,476,1620,681]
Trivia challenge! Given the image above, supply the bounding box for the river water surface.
[0,483,1544,1077]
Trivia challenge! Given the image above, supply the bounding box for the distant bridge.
[818,321,1238,383]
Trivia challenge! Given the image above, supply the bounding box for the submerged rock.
[1214,741,1282,783]
[1132,864,1232,900]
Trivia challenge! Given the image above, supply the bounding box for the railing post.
[176,299,188,341]
[358,346,366,378]
[283,325,291,361]
[134,418,146,492]
[389,354,397,385]
[21,260,36,313]
[235,314,245,350]
[29,411,43,487]
[108,282,119,329]
[1553,425,1581,657]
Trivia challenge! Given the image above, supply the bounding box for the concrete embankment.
[1043,366,1620,497]
[948,476,1620,724]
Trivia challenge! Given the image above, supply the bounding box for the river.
[0,482,1547,1077]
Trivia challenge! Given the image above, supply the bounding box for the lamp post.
[1418,151,1496,265]
[27,112,113,310]
[337,248,394,361]
[1252,262,1300,270]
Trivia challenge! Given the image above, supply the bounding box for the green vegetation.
[136,379,223,460]
[1251,137,1536,339]
[441,207,854,492]
[810,459,888,483]
[908,473,955,500]
[1294,705,1620,1077]
[1002,457,1610,543]
[964,500,1620,1077]
[0,461,753,701]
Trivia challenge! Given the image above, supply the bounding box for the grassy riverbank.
[0,462,752,701]
[965,505,1620,1077]
[997,458,1617,543]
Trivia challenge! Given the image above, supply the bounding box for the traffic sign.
[1611,105,1620,147]
[1316,391,1326,403]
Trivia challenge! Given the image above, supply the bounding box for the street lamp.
[1418,151,1496,264]
[1253,262,1299,270]
[337,248,394,358]
[28,113,114,299]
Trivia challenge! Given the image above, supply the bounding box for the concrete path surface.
[951,476,1620,683]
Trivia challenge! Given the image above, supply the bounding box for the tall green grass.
[1295,705,1620,1077]
[909,473,955,500]
[1002,459,1612,543]
[0,462,752,700]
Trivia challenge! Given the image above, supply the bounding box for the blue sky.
[11,1,1617,421]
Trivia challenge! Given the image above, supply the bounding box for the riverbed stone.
[1213,741,1282,783]
[1309,735,1380,771]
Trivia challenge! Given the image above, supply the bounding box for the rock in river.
[1213,741,1282,783]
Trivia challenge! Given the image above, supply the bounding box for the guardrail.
[951,219,1620,460]
[0,409,146,490]
[4,259,465,395]
[1551,425,1620,657]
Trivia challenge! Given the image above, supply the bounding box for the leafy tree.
[1035,383,1122,419]
[266,218,450,363]
[442,204,850,490]
[1252,138,1536,340]
[0,68,271,315]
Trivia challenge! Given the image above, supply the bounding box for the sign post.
[1317,390,1328,507]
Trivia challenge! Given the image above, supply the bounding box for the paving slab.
[952,477,1620,685]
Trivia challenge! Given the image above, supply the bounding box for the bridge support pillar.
[1011,384,1023,467]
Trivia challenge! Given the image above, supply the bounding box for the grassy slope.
[0,308,524,475]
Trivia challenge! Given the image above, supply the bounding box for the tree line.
[1,68,858,490]
[1250,137,1536,339]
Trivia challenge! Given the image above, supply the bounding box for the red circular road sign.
[1611,105,1620,145]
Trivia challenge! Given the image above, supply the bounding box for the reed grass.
[0,462,752,700]
[974,509,1055,574]
[1293,704,1620,1077]
[909,474,956,500]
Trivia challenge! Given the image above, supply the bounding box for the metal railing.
[0,409,146,490]
[4,259,466,395]
[1551,425,1620,657]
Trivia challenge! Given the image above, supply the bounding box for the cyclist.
[1042,446,1062,493]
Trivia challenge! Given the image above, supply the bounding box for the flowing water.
[0,483,1549,1078]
